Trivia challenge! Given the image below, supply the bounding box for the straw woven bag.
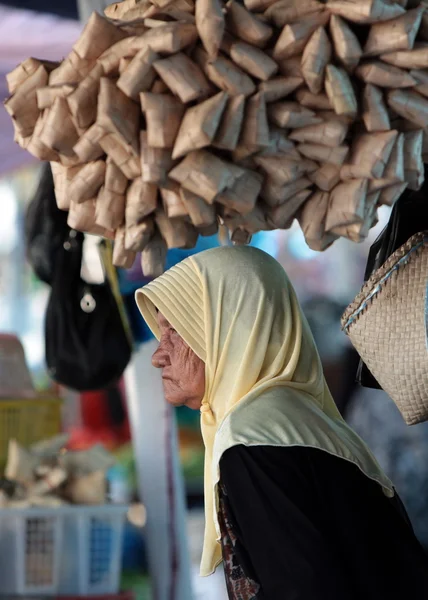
[341,231,428,425]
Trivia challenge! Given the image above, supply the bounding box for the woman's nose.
[152,345,170,369]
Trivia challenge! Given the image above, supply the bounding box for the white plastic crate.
[0,505,128,596]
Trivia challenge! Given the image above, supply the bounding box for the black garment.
[219,445,428,600]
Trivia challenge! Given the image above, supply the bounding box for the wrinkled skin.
[152,312,206,410]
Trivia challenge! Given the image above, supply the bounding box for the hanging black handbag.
[45,230,133,391]
[25,164,69,285]
[357,168,428,389]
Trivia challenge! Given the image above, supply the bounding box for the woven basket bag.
[341,231,428,425]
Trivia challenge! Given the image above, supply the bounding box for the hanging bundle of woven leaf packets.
[5,0,428,272]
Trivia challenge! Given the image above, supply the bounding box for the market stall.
[2,0,428,598]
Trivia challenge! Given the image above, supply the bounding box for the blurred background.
[2,2,428,600]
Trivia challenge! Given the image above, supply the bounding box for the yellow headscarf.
[136,246,393,576]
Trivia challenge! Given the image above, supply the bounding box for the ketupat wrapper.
[325,178,368,231]
[125,218,155,251]
[363,6,423,56]
[239,92,270,147]
[368,132,405,190]
[268,101,321,128]
[387,88,428,127]
[260,128,300,158]
[276,55,303,78]
[341,130,397,179]
[329,15,362,72]
[117,46,158,100]
[301,27,332,95]
[6,58,58,95]
[49,50,94,86]
[228,41,278,81]
[170,149,240,202]
[295,88,332,109]
[403,129,424,189]
[255,155,317,185]
[150,78,169,93]
[309,163,341,191]
[141,92,185,148]
[223,204,268,236]
[155,207,198,248]
[298,142,349,165]
[68,198,114,238]
[36,83,76,110]
[225,0,273,47]
[325,64,358,116]
[25,113,60,162]
[73,123,105,162]
[113,227,137,267]
[261,176,312,207]
[161,180,189,218]
[67,64,105,130]
[5,65,49,138]
[67,160,106,204]
[383,132,405,181]
[74,11,128,61]
[153,52,212,102]
[98,24,198,75]
[264,0,325,28]
[195,0,225,59]
[172,91,228,158]
[180,187,217,226]
[289,119,348,146]
[39,97,79,159]
[99,132,141,178]
[260,77,304,102]
[140,131,174,183]
[125,179,158,226]
[356,61,416,87]
[266,189,312,229]
[297,189,338,251]
[326,0,405,24]
[97,77,140,154]
[119,57,135,74]
[195,48,256,96]
[216,168,263,213]
[51,162,78,210]
[95,159,128,230]
[381,44,428,69]
[141,231,168,276]
[332,189,379,241]
[272,12,330,60]
[213,94,245,150]
[104,0,148,20]
[362,83,391,131]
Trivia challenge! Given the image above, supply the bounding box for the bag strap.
[99,240,134,348]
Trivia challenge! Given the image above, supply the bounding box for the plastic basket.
[0,396,62,472]
[0,505,128,597]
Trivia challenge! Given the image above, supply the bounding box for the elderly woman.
[136,246,428,600]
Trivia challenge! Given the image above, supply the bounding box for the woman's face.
[152,312,206,410]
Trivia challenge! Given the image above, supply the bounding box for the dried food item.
[7,0,428,268]
[196,0,225,59]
